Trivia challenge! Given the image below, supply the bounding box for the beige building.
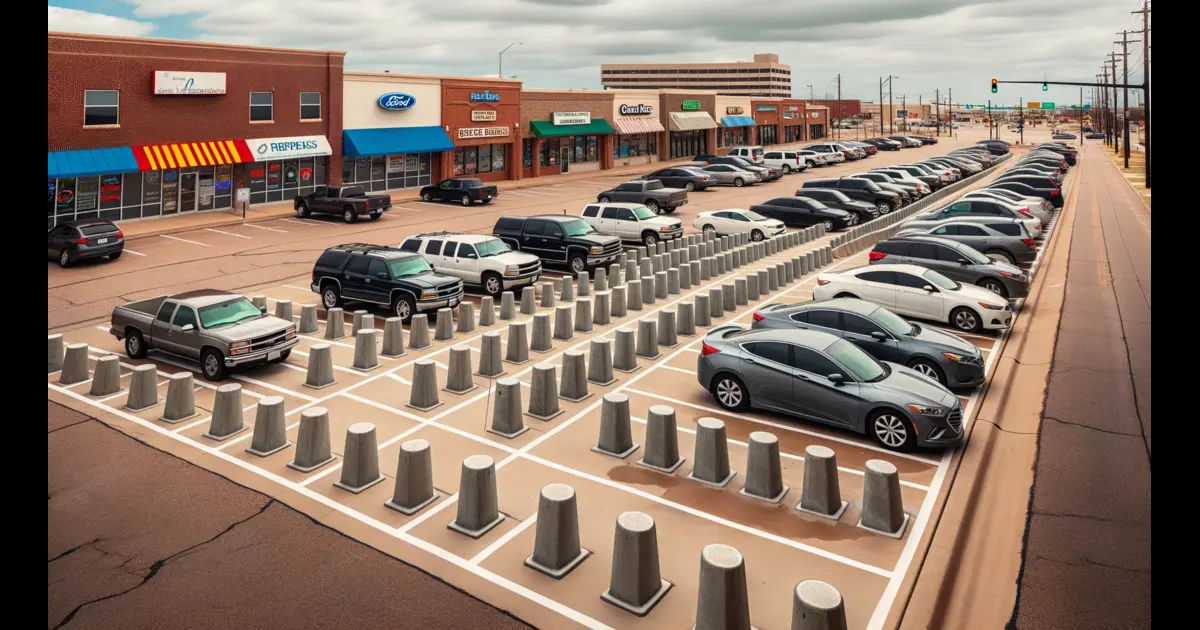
[862,103,935,122]
[600,53,791,98]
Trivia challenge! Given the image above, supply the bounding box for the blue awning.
[342,126,456,157]
[48,147,139,179]
[720,115,756,128]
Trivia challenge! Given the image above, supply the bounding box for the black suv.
[311,244,464,323]
[492,215,623,275]
[792,188,878,224]
[801,178,901,215]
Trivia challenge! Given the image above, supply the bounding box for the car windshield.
[475,239,510,257]
[198,298,262,328]
[388,256,432,278]
[825,339,888,383]
[955,245,991,265]
[923,269,959,290]
[742,210,768,221]
[631,206,657,220]
[869,306,918,337]
[563,219,594,237]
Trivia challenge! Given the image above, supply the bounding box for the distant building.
[600,53,791,98]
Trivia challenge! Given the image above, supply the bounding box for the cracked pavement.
[48,401,532,630]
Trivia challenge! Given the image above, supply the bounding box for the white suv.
[727,146,765,164]
[580,202,684,249]
[762,150,809,174]
[398,233,541,297]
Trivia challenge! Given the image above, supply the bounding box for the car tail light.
[115,230,124,239]
[701,341,721,357]
[816,278,831,286]
[1021,238,1036,247]
[1051,189,1061,196]
[868,251,887,262]
[1017,208,1034,218]
[752,312,765,323]
[76,236,89,245]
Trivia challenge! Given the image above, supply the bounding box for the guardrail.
[829,152,1013,259]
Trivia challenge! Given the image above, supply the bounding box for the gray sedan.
[697,164,761,187]
[697,326,964,451]
[869,235,1030,299]
[751,297,985,389]
[897,220,1037,265]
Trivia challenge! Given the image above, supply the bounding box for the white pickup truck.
[397,232,541,298]
[579,202,684,249]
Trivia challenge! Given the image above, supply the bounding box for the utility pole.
[987,99,992,140]
[1134,0,1150,187]
[1100,66,1109,146]
[836,73,842,140]
[1019,98,1024,144]
[900,95,907,132]
[1080,87,1084,147]
[935,89,940,137]
[948,88,953,138]
[879,77,885,135]
[1115,30,1140,168]
[1107,52,1122,154]
[888,80,894,134]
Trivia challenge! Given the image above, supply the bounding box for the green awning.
[529,119,617,137]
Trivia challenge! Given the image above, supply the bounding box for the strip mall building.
[48,33,830,227]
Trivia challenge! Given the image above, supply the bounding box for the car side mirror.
[828,373,845,385]
[181,324,194,332]
[870,331,888,341]
[923,285,937,293]
[258,306,267,314]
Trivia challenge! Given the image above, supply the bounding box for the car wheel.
[702,224,718,239]
[985,249,1016,265]
[978,278,1008,298]
[393,294,416,324]
[950,307,983,333]
[58,249,71,268]
[295,202,311,218]
[343,207,357,224]
[421,191,433,202]
[822,220,834,232]
[125,330,147,359]
[848,214,860,226]
[807,160,816,169]
[711,374,750,412]
[109,251,122,260]
[598,196,611,203]
[321,284,343,309]
[781,164,791,174]
[201,348,228,382]
[907,358,946,386]
[461,195,472,207]
[733,177,744,187]
[750,229,764,242]
[645,199,660,213]
[685,181,696,192]
[643,232,659,248]
[482,272,504,298]
[869,409,918,452]
[833,292,859,299]
[569,253,587,275]
[876,202,890,215]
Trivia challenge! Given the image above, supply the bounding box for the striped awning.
[668,112,718,132]
[613,117,666,135]
[133,140,255,171]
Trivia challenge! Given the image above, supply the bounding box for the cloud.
[48,6,156,37]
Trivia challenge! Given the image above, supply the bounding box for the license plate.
[268,350,281,361]
[450,297,459,307]
[97,238,108,244]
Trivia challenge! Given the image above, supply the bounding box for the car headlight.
[420,290,437,300]
[978,302,1004,310]
[285,326,297,339]
[942,352,966,363]
[998,271,1023,280]
[230,340,251,356]
[906,403,946,416]
[659,225,672,232]
[589,246,603,255]
[504,265,519,276]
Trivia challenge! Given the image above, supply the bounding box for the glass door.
[559,146,570,173]
[179,173,197,213]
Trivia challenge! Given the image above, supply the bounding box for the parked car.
[418,178,498,206]
[909,199,1042,238]
[793,188,878,224]
[910,135,939,145]
[800,177,902,215]
[994,174,1063,191]
[812,264,1012,333]
[761,150,809,174]
[1085,132,1105,139]
[805,143,852,162]
[698,155,783,182]
[852,171,927,199]
[597,179,688,214]
[311,244,464,323]
[697,326,964,450]
[749,197,853,232]
[48,219,124,268]
[830,142,867,160]
[397,233,540,298]
[727,146,765,164]
[896,221,1037,265]
[973,140,1012,156]
[872,167,940,191]
[492,215,623,275]
[692,209,786,241]
[988,181,1063,208]
[698,163,761,187]
[295,185,391,223]
[843,141,878,156]
[580,202,683,248]
[644,167,711,192]
[970,187,1053,213]
[798,149,843,166]
[110,290,298,381]
[889,165,946,189]
[867,138,904,151]
[887,135,923,148]
[1052,132,1077,140]
[869,235,1029,299]
[751,298,984,388]
[961,191,1051,224]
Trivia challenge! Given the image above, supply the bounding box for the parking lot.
[47,134,1068,630]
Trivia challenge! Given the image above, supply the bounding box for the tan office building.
[600,53,791,98]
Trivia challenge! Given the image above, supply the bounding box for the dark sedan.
[645,167,711,192]
[48,220,124,268]
[419,178,498,205]
[750,197,853,232]
[793,188,878,224]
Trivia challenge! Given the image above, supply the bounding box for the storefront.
[340,73,450,192]
[781,102,806,143]
[752,102,781,147]
[442,78,523,183]
[242,136,333,204]
[610,93,664,168]
[715,96,755,151]
[661,93,717,159]
[519,89,615,177]
[807,106,829,140]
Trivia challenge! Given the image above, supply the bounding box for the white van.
[727,146,765,164]
[761,150,808,174]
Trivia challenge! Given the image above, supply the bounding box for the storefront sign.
[811,112,821,118]
[246,135,333,160]
[470,91,501,103]
[786,105,800,111]
[377,92,417,111]
[76,178,99,212]
[755,105,778,112]
[284,164,298,186]
[143,171,161,204]
[783,112,794,120]
[56,180,75,212]
[619,104,653,115]
[153,71,227,95]
[726,106,744,115]
[386,155,407,173]
[458,127,510,139]
[471,110,497,122]
[300,167,313,182]
[267,163,282,190]
[552,112,592,126]
[100,175,122,202]
[681,100,701,111]
[215,170,232,193]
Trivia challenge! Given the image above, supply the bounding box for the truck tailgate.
[366,196,391,210]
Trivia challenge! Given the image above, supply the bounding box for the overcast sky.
[49,0,1147,107]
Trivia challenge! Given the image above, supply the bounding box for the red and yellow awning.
[132,139,254,171]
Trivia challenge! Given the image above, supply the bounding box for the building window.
[453,144,506,176]
[250,92,273,122]
[614,134,657,159]
[83,90,119,127]
[300,92,321,120]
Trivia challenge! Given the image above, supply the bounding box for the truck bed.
[120,296,167,316]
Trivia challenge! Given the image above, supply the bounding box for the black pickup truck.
[492,215,623,276]
[419,178,499,206]
[294,186,391,224]
[311,244,464,323]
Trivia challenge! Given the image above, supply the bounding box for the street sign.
[1040,102,1055,110]
[1027,101,1040,109]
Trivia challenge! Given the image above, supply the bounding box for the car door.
[422,239,445,271]
[850,270,898,308]
[615,206,639,240]
[929,243,975,283]
[452,242,482,284]
[904,241,959,278]
[340,253,374,301]
[435,180,458,201]
[738,341,796,412]
[362,257,394,304]
[788,345,860,427]
[540,221,568,262]
[892,271,946,321]
[151,300,180,353]
[790,308,841,336]
[48,225,73,257]
[841,312,904,363]
[952,224,991,250]
[596,205,617,235]
[168,304,202,359]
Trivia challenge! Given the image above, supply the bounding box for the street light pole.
[498,42,522,79]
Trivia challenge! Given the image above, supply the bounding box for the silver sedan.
[697,164,761,187]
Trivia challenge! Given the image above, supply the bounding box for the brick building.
[48,32,344,227]
[441,78,523,183]
[520,89,615,178]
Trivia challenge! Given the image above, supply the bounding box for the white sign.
[811,112,821,119]
[471,110,498,122]
[245,135,333,160]
[619,103,653,115]
[552,111,591,126]
[457,127,510,139]
[154,71,227,95]
[387,155,406,173]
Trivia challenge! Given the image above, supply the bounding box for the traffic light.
[991,78,998,93]
[1042,82,1048,91]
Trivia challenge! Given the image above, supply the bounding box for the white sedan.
[692,209,786,242]
[813,263,1012,333]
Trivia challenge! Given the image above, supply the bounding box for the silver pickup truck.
[110,290,298,381]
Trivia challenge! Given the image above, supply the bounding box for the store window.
[250,92,273,122]
[669,130,707,160]
[719,127,748,148]
[613,134,657,159]
[250,158,328,204]
[453,144,506,175]
[342,154,429,191]
[523,139,534,168]
[47,163,236,228]
[300,92,321,121]
[757,124,779,146]
[83,90,119,127]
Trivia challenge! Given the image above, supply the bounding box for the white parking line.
[161,234,209,246]
[122,249,146,256]
[392,206,424,212]
[244,223,288,233]
[659,364,697,376]
[205,228,251,239]
[470,513,539,565]
[279,218,318,226]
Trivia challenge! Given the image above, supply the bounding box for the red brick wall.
[48,33,345,185]
[521,91,615,172]
[442,79,522,182]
